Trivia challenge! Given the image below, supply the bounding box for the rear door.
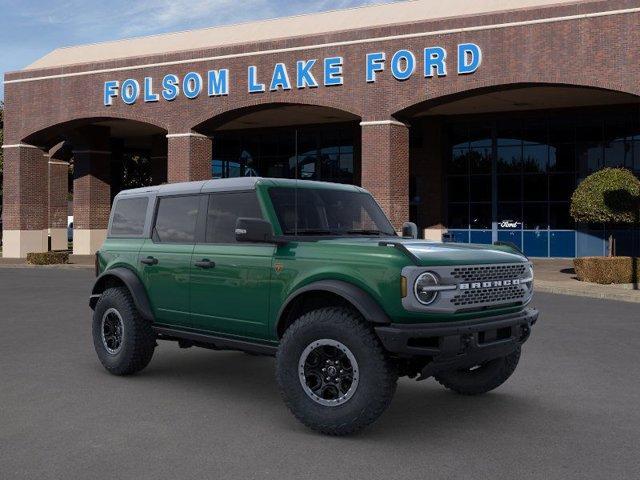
[190,191,275,339]
[139,194,203,328]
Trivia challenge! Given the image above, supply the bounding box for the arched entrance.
[3,118,167,257]
[194,103,361,185]
[397,84,640,257]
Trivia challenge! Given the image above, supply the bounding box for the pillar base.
[49,228,69,251]
[73,229,107,255]
[2,230,48,258]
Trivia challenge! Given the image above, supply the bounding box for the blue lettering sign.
[248,66,265,93]
[390,50,415,81]
[208,69,229,96]
[296,60,318,89]
[121,79,140,105]
[270,63,292,91]
[424,47,447,77]
[104,80,119,106]
[366,52,385,83]
[457,43,482,74]
[324,57,343,86]
[162,74,179,101]
[144,77,159,102]
[183,72,203,99]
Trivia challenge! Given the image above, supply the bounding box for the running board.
[153,326,278,356]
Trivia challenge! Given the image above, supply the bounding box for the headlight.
[414,272,439,305]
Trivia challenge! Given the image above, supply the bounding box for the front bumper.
[375,308,538,378]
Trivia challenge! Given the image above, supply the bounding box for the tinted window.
[154,195,200,243]
[205,192,262,243]
[110,197,148,236]
[268,187,396,236]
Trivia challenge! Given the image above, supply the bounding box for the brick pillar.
[360,120,410,230]
[48,147,69,251]
[151,134,168,184]
[167,132,212,183]
[1,144,49,257]
[71,126,111,255]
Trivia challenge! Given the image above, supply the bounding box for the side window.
[205,192,262,243]
[109,197,149,237]
[153,195,200,244]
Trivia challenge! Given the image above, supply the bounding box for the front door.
[190,191,274,339]
[139,194,202,328]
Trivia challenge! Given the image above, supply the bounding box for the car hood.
[316,237,527,266]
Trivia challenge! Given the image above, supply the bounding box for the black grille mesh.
[451,285,525,307]
[451,264,527,283]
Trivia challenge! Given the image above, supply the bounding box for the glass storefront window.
[444,106,639,256]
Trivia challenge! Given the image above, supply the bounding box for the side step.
[153,326,278,356]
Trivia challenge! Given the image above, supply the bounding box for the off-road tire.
[276,307,397,436]
[92,287,156,375]
[434,347,521,395]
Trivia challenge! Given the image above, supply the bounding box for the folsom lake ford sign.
[103,43,482,106]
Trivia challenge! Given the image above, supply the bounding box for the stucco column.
[1,143,49,258]
[166,132,212,183]
[360,120,410,230]
[48,157,69,251]
[151,134,168,184]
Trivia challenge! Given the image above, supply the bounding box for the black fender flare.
[276,280,391,334]
[90,268,155,322]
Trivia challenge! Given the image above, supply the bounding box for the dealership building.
[3,0,640,257]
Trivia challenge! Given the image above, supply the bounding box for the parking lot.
[1,267,639,480]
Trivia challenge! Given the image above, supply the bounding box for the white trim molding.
[1,143,42,150]
[48,160,70,165]
[360,120,408,127]
[4,7,640,85]
[166,132,211,139]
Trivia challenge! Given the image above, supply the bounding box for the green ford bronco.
[90,177,537,435]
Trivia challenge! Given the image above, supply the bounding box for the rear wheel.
[434,348,521,395]
[276,307,397,436]
[92,287,156,375]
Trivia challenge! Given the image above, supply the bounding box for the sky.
[0,0,394,100]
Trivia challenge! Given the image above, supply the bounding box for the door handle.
[194,259,215,269]
[140,256,158,266]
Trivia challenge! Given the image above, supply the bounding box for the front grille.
[451,264,527,283]
[451,285,525,307]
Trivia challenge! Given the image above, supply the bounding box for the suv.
[90,178,537,435]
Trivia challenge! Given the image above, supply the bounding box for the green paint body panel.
[97,178,531,344]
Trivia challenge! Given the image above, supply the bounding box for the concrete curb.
[535,280,640,303]
[0,263,93,270]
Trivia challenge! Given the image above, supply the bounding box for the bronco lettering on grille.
[459,279,521,290]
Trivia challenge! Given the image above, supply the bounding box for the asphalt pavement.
[1,268,639,480]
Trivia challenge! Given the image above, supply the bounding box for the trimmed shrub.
[573,256,640,284]
[27,251,69,265]
[570,168,640,224]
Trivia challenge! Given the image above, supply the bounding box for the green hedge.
[574,256,640,284]
[570,168,640,224]
[27,251,69,265]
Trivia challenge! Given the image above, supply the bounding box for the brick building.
[3,0,640,257]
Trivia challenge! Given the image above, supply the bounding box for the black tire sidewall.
[92,287,154,375]
[276,308,397,434]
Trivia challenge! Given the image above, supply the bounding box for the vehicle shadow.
[124,347,564,443]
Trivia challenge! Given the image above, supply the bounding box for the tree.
[570,167,640,256]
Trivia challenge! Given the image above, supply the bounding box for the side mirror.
[235,218,275,243]
[401,222,418,239]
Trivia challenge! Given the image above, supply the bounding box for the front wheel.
[434,348,521,395]
[276,307,397,436]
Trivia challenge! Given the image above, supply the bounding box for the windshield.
[268,187,396,236]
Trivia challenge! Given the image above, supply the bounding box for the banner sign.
[103,43,481,106]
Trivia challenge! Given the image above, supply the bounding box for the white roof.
[26,0,584,70]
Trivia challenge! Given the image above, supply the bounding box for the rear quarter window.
[109,197,149,237]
